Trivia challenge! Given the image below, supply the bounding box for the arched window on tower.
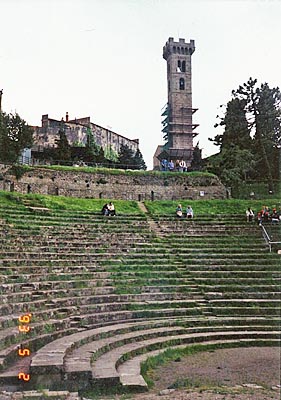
[177,60,181,72]
[179,78,185,90]
[182,61,186,72]
[173,46,176,53]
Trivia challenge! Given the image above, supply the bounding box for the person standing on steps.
[168,160,174,172]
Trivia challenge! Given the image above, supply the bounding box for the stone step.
[90,331,280,388]
[0,292,198,314]
[117,339,280,391]
[1,288,193,304]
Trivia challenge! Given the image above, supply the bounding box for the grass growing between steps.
[144,199,281,216]
[0,191,141,214]
[79,384,133,399]
[1,190,280,216]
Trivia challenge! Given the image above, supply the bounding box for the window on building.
[179,78,185,90]
[182,61,186,72]
[173,46,176,53]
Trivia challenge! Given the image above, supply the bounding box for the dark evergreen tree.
[206,145,255,190]
[209,78,281,190]
[212,98,252,150]
[191,142,202,171]
[117,144,135,169]
[233,78,281,190]
[0,111,33,163]
[84,127,106,164]
[133,148,147,170]
[55,129,71,162]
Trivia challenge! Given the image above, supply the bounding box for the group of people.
[176,204,194,219]
[246,205,281,224]
[161,159,187,172]
[101,201,116,216]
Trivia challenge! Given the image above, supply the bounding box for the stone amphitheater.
[0,197,280,400]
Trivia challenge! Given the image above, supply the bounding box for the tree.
[212,98,252,150]
[133,148,147,170]
[206,145,255,192]
[117,144,135,169]
[209,78,281,191]
[117,144,147,170]
[55,129,71,162]
[232,78,281,190]
[0,111,33,163]
[191,142,202,171]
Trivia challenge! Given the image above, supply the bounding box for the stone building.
[32,113,139,159]
[154,37,199,169]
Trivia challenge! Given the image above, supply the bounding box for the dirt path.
[131,346,280,400]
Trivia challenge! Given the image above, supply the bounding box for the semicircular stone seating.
[0,204,280,393]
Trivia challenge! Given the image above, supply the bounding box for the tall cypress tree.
[133,148,147,170]
[117,144,135,169]
[55,129,71,162]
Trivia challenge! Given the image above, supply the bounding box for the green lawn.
[144,199,281,215]
[0,191,140,214]
[0,190,280,216]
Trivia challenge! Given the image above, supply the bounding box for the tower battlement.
[163,37,195,60]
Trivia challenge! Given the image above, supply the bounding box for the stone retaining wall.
[0,165,226,200]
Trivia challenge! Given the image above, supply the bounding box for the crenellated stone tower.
[154,37,199,169]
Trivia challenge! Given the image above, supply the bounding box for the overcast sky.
[1,0,280,169]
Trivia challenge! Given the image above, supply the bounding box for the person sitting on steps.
[107,201,116,216]
[246,207,254,222]
[101,203,109,216]
[176,204,183,218]
[186,205,193,219]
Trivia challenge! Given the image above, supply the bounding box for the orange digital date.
[18,348,30,356]
[18,372,30,381]
[17,314,32,382]
[18,314,32,324]
[18,325,30,333]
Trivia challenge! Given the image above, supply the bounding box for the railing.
[260,223,281,252]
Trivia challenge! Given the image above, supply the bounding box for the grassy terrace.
[0,189,280,213]
[0,190,280,396]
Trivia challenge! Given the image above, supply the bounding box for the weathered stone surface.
[0,165,226,201]
[159,388,176,395]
